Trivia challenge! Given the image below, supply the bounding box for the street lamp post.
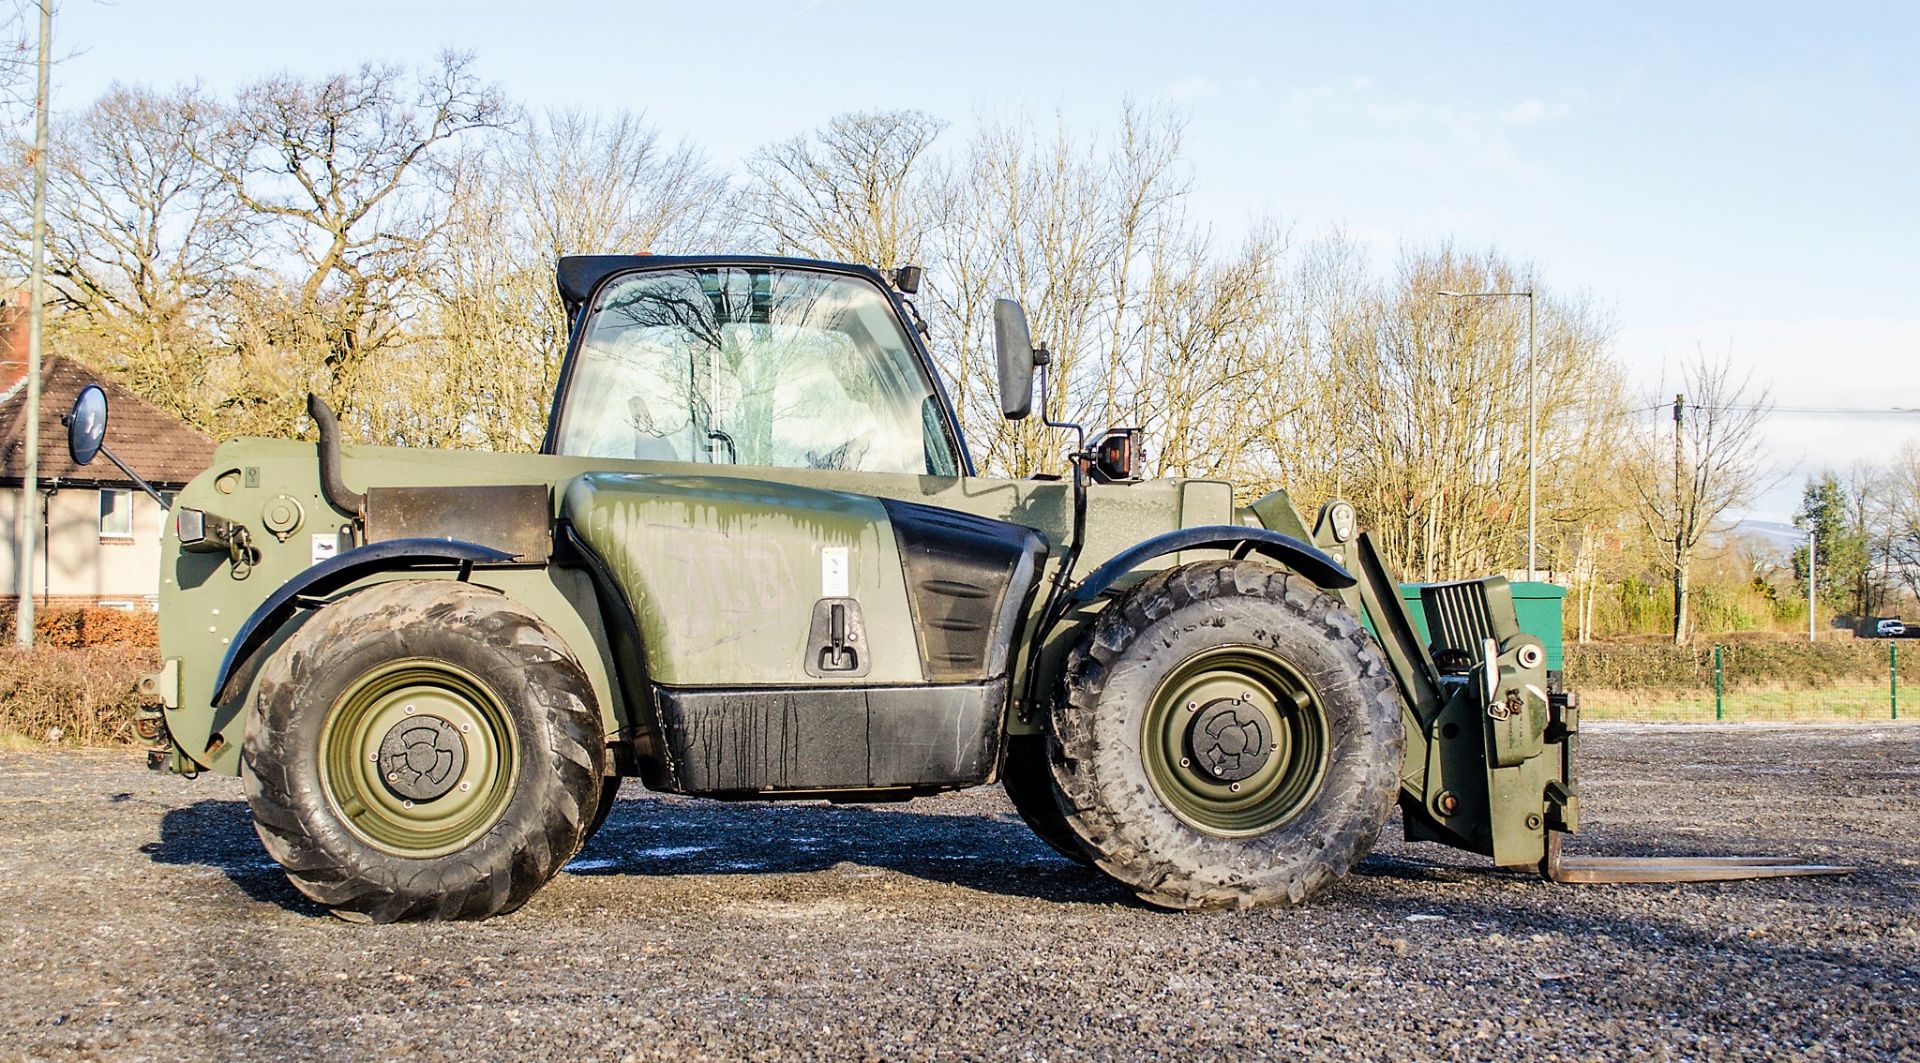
[14,0,51,648]
[1439,288,1537,581]
[1807,529,1817,644]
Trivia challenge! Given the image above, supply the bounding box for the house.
[0,318,215,608]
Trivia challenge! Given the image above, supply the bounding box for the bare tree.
[0,1,38,125]
[744,104,1204,477]
[743,110,944,270]
[924,103,1196,476]
[1874,443,1920,607]
[1123,223,1293,480]
[0,85,247,429]
[1265,241,1621,582]
[194,51,508,430]
[1625,351,1775,643]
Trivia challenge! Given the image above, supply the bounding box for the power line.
[1630,402,1920,416]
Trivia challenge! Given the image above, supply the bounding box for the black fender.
[210,538,514,706]
[1065,525,1356,610]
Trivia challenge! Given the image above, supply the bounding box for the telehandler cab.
[76,255,1847,922]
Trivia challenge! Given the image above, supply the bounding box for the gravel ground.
[0,724,1915,1062]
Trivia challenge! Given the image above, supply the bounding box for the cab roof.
[556,254,891,316]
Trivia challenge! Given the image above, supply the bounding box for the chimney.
[0,289,29,397]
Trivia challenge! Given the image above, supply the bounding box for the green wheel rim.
[1140,645,1331,837]
[318,658,518,858]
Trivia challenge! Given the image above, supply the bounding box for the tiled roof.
[0,355,215,488]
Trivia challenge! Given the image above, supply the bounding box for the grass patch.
[1581,682,1902,723]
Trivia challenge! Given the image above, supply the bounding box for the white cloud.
[1500,98,1571,126]
[1279,76,1375,118]
[1265,78,1578,183]
[1166,76,1221,101]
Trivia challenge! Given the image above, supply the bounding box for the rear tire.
[243,580,603,922]
[1001,734,1092,865]
[1048,560,1403,910]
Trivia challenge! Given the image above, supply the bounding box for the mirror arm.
[1035,354,1085,454]
[97,442,170,512]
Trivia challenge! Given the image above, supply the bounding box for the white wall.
[0,484,169,604]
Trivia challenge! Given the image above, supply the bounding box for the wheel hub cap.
[1140,646,1332,837]
[1189,700,1271,782]
[377,715,467,802]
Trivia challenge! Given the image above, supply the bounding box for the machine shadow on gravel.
[144,795,1135,913]
[566,795,1135,905]
[145,801,327,915]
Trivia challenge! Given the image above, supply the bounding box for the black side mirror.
[66,384,107,466]
[59,382,169,511]
[993,298,1036,421]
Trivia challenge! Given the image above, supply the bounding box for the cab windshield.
[553,267,959,475]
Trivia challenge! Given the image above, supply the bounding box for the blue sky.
[53,0,1920,520]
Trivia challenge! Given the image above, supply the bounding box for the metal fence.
[1695,642,1902,722]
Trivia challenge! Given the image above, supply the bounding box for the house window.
[99,489,133,540]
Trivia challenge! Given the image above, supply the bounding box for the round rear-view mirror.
[66,384,108,466]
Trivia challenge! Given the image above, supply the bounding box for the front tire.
[243,580,603,922]
[1048,560,1403,910]
[581,777,622,848]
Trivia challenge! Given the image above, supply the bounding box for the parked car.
[1876,618,1907,638]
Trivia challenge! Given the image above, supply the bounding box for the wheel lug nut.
[1186,701,1197,713]
[1230,782,1242,792]
[459,781,471,792]
[403,704,416,715]
[402,800,415,809]
[386,773,398,782]
[1240,691,1253,702]
[368,751,379,762]
[1179,757,1191,768]
[459,723,471,733]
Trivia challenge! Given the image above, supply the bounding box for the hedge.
[0,646,159,746]
[1563,637,1909,692]
[0,604,158,649]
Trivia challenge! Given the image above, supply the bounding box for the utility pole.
[14,0,50,648]
[1525,293,1536,581]
[1672,393,1685,643]
[1808,528,1817,643]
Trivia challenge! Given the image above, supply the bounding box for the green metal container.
[1400,581,1569,672]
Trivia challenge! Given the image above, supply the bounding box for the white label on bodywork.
[311,532,339,567]
[821,546,849,598]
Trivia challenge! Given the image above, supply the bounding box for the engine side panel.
[561,472,926,687]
